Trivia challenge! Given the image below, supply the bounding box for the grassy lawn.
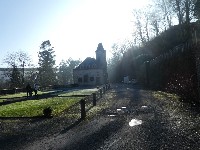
[0,88,98,100]
[0,91,50,99]
[58,89,98,96]
[0,90,60,102]
[0,92,26,99]
[0,97,81,117]
[0,92,27,103]
[0,88,98,117]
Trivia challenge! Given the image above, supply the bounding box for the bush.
[43,107,52,117]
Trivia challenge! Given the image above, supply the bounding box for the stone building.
[73,43,108,86]
[0,68,10,82]
[0,68,37,83]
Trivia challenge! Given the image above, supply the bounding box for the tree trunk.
[145,19,150,42]
[176,0,183,25]
[185,0,190,24]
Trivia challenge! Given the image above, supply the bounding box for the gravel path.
[0,84,200,150]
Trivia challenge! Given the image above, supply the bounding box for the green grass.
[0,92,27,102]
[59,89,98,96]
[0,92,26,99]
[0,91,50,99]
[0,97,80,117]
[152,91,181,110]
[153,91,180,101]
[0,90,59,102]
[0,88,97,100]
[0,88,98,117]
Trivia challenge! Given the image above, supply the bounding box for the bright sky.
[0,0,149,67]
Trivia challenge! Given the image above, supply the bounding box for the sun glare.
[45,0,150,63]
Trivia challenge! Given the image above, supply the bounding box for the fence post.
[145,61,150,87]
[100,89,102,98]
[103,86,106,94]
[80,99,86,119]
[92,93,96,106]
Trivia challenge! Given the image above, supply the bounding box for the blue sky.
[0,0,148,67]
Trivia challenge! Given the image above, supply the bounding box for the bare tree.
[149,12,161,36]
[167,0,196,24]
[144,12,150,42]
[132,4,164,43]
[194,0,200,20]
[132,10,146,45]
[3,51,32,87]
[153,0,174,28]
[4,51,32,68]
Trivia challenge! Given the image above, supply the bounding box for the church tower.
[96,43,107,69]
[96,43,107,83]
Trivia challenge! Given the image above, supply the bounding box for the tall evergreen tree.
[38,40,56,87]
[10,65,22,88]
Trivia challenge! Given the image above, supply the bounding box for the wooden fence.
[59,84,111,120]
[139,28,200,102]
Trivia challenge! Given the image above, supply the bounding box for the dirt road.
[1,84,200,150]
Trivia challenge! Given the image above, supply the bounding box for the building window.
[84,75,88,82]
[78,77,82,83]
[90,77,94,81]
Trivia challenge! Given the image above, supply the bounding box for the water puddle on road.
[129,119,142,127]
[117,108,122,111]
[117,106,128,113]
[141,106,147,108]
[108,114,116,117]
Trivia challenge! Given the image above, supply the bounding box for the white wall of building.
[73,69,104,85]
[0,68,37,83]
[0,70,9,82]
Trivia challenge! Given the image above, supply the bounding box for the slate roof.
[74,57,98,70]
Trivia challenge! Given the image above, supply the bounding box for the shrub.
[43,107,52,117]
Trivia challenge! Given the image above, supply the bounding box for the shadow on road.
[63,118,126,150]
[60,118,83,134]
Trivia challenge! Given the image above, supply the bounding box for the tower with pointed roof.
[96,43,107,83]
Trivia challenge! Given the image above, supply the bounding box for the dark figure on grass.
[34,83,39,96]
[26,83,33,97]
